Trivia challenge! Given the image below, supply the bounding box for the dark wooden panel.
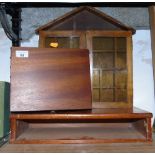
[10,47,92,111]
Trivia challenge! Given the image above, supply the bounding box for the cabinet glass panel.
[45,37,80,48]
[93,37,114,51]
[92,37,115,102]
[93,70,100,88]
[93,53,114,69]
[92,36,127,103]
[115,37,127,102]
[115,89,127,102]
[115,71,127,89]
[116,37,126,69]
[100,89,114,102]
[116,37,126,51]
[101,71,113,88]
[93,88,100,102]
[116,53,126,69]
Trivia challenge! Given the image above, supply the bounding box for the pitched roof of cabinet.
[35,6,136,34]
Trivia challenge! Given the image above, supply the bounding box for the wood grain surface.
[9,108,152,144]
[10,47,92,111]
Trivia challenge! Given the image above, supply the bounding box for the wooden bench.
[10,107,152,144]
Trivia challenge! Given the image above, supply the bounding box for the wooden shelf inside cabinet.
[10,107,152,144]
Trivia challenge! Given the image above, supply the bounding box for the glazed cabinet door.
[86,31,133,109]
[39,31,86,49]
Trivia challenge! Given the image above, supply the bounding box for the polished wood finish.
[11,47,92,111]
[10,107,152,119]
[10,108,152,144]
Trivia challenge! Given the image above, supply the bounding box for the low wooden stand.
[10,107,152,144]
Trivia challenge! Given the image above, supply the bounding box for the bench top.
[11,107,152,120]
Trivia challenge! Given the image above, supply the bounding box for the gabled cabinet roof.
[35,6,135,34]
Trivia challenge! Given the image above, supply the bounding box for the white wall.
[21,35,39,47]
[0,28,155,123]
[133,30,155,124]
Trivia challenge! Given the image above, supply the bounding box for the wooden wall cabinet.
[36,6,134,109]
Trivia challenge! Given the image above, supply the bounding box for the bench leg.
[10,117,17,144]
[146,118,152,142]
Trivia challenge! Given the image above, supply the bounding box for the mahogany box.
[10,47,92,112]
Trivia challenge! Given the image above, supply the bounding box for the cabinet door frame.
[86,30,133,109]
[39,30,86,49]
